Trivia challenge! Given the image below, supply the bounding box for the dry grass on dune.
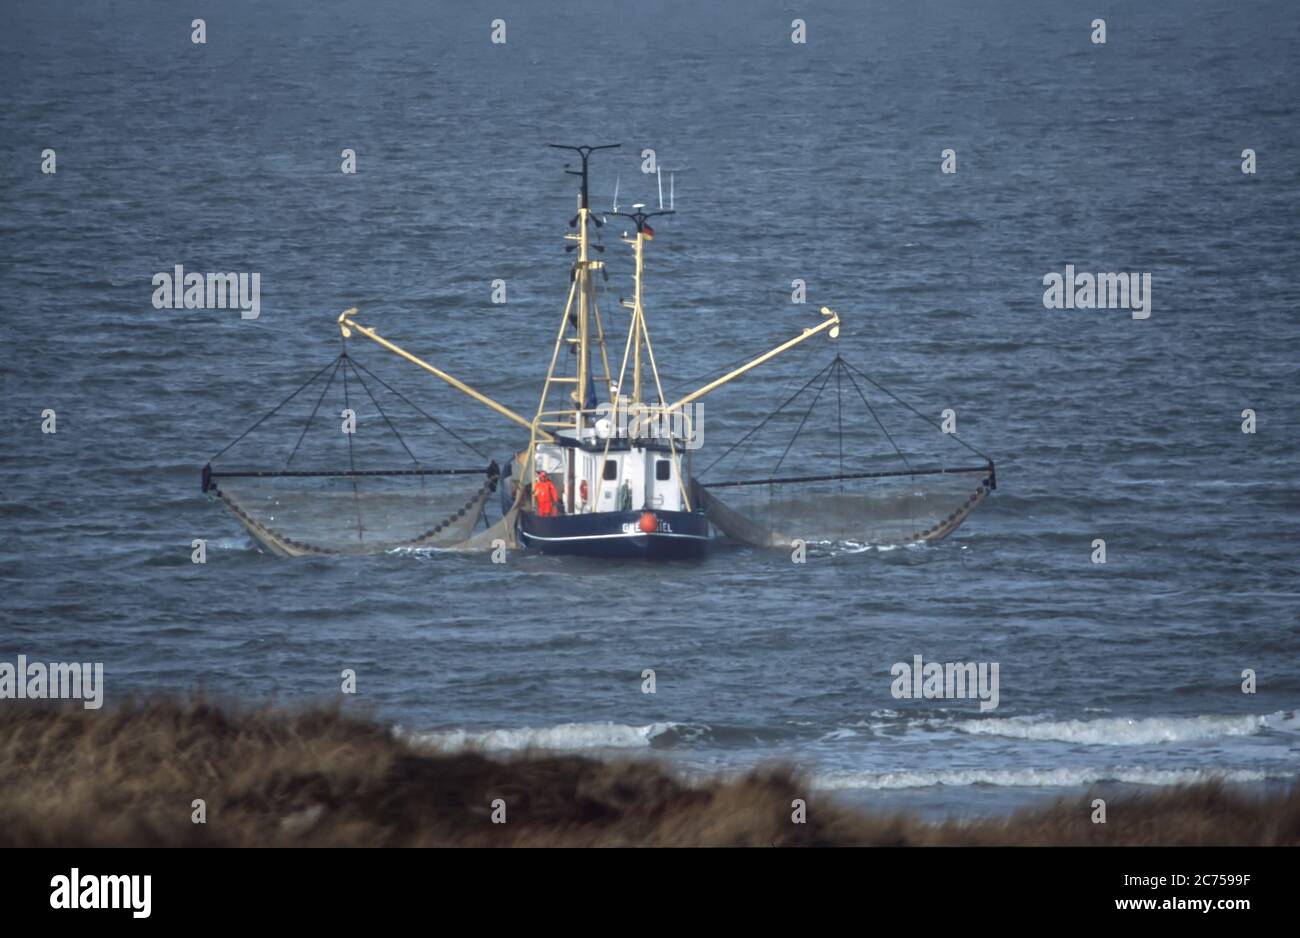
[0,699,1295,847]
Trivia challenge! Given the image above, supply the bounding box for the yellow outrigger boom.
[334,301,839,447]
[337,308,552,441]
[665,307,840,413]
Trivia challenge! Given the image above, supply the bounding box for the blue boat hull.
[518,509,712,559]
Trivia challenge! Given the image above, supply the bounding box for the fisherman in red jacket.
[535,470,559,517]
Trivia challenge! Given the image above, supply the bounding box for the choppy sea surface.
[3,0,1298,818]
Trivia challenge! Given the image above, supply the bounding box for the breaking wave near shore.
[402,710,1299,800]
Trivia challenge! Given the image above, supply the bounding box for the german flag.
[643,224,654,241]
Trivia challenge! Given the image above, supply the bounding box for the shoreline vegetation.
[1,698,1295,847]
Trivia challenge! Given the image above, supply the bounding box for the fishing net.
[207,469,498,556]
[697,468,992,548]
[203,353,502,556]
[696,355,995,549]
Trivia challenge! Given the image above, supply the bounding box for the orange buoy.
[638,511,658,534]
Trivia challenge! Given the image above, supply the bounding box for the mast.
[537,144,619,433]
[600,206,690,511]
[611,207,673,406]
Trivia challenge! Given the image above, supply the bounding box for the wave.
[811,766,1295,792]
[951,711,1297,746]
[403,711,1300,757]
[404,721,707,753]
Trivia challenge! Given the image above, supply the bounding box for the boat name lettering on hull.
[622,520,673,534]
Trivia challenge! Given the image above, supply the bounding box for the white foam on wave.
[805,540,918,554]
[211,537,256,551]
[819,728,860,741]
[404,721,687,753]
[952,711,1297,746]
[811,765,1292,792]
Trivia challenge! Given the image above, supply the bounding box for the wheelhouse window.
[655,459,671,481]
[603,459,619,481]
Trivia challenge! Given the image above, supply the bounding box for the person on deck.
[535,471,560,517]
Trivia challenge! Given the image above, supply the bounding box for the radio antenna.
[547,143,620,211]
[656,167,664,210]
[612,174,621,213]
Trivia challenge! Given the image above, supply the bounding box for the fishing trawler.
[203,144,994,560]
[338,145,838,559]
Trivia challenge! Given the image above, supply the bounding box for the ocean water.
[3,0,1298,819]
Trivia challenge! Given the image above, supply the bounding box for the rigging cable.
[345,356,490,461]
[839,358,993,464]
[697,356,837,479]
[340,350,364,542]
[840,360,914,477]
[773,360,835,476]
[344,357,421,468]
[285,357,345,467]
[207,356,341,465]
[836,356,844,487]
